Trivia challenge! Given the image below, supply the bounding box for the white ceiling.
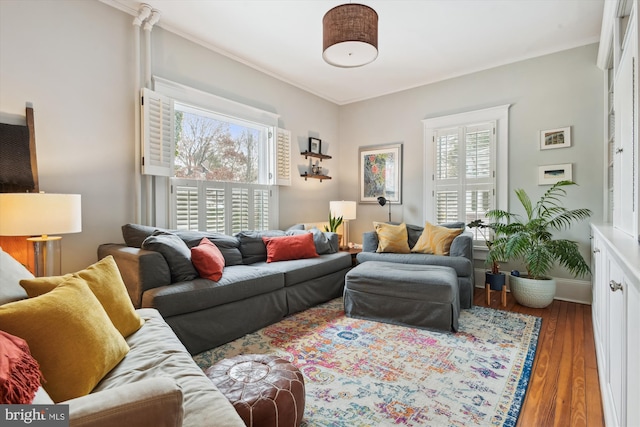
[103,0,605,105]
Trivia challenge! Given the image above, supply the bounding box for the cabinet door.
[626,279,640,426]
[607,258,626,427]
[613,28,636,236]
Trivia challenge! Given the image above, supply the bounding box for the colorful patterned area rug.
[194,298,541,427]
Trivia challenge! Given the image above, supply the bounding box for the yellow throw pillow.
[0,276,130,403]
[411,221,464,255]
[374,222,410,253]
[20,256,143,337]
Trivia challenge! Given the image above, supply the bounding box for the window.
[142,78,288,234]
[423,105,510,246]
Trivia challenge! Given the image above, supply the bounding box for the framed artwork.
[540,126,571,150]
[359,143,403,203]
[308,137,322,154]
[538,163,572,185]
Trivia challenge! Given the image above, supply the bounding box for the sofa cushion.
[94,308,245,427]
[250,252,352,287]
[263,233,318,262]
[174,230,243,266]
[191,238,225,281]
[411,221,464,255]
[20,255,144,337]
[0,276,130,402]
[141,266,284,318]
[374,222,410,253]
[142,231,198,282]
[236,230,286,264]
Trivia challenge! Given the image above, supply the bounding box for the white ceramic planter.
[509,275,556,308]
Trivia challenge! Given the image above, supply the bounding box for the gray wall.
[338,44,604,279]
[1,0,604,283]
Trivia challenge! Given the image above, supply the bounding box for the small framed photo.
[540,126,571,150]
[308,137,322,154]
[538,163,572,185]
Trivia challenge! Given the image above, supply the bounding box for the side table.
[340,247,361,266]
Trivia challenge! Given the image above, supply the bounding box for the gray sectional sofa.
[356,222,475,308]
[98,224,352,355]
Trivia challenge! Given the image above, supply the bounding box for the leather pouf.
[205,354,305,427]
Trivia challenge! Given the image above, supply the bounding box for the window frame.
[422,105,510,250]
[151,76,281,233]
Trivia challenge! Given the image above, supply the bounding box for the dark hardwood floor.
[473,287,605,427]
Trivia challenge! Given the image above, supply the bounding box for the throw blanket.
[0,330,43,404]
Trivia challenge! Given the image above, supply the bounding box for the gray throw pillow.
[174,230,243,266]
[141,231,198,282]
[286,228,334,255]
[236,230,286,264]
[122,223,163,248]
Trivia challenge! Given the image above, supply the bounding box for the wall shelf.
[300,151,332,161]
[301,172,331,182]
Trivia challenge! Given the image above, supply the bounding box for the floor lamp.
[329,200,356,249]
[0,193,82,276]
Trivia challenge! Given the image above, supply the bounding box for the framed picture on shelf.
[308,137,322,154]
[359,143,403,203]
[538,163,572,185]
[540,126,571,150]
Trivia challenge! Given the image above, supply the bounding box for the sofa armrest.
[98,244,171,308]
[66,378,183,427]
[362,231,378,252]
[449,232,473,261]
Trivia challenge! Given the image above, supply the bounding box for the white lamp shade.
[330,200,357,220]
[0,193,82,236]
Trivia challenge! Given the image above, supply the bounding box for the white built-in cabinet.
[595,2,640,426]
[591,225,640,427]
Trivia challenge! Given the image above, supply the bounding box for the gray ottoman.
[344,261,460,332]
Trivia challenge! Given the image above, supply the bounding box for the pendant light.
[322,3,378,68]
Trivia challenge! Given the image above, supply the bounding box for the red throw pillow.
[190,238,225,281]
[262,233,319,263]
[0,330,43,404]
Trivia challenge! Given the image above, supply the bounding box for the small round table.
[205,354,305,427]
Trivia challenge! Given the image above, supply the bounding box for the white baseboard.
[473,268,592,305]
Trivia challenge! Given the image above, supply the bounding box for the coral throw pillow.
[0,276,130,403]
[20,256,144,338]
[374,222,410,253]
[411,221,464,255]
[191,238,225,281]
[0,331,43,404]
[262,233,319,263]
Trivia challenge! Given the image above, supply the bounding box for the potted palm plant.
[487,180,591,308]
[467,219,506,290]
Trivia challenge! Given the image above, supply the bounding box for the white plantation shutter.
[253,188,270,230]
[231,187,250,234]
[141,88,174,176]
[433,122,496,228]
[204,184,225,233]
[174,182,198,230]
[276,128,292,186]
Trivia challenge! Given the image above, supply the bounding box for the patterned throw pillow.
[411,221,464,255]
[374,222,410,253]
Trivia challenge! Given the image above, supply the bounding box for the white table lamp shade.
[0,193,82,277]
[0,193,82,236]
[329,201,356,221]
